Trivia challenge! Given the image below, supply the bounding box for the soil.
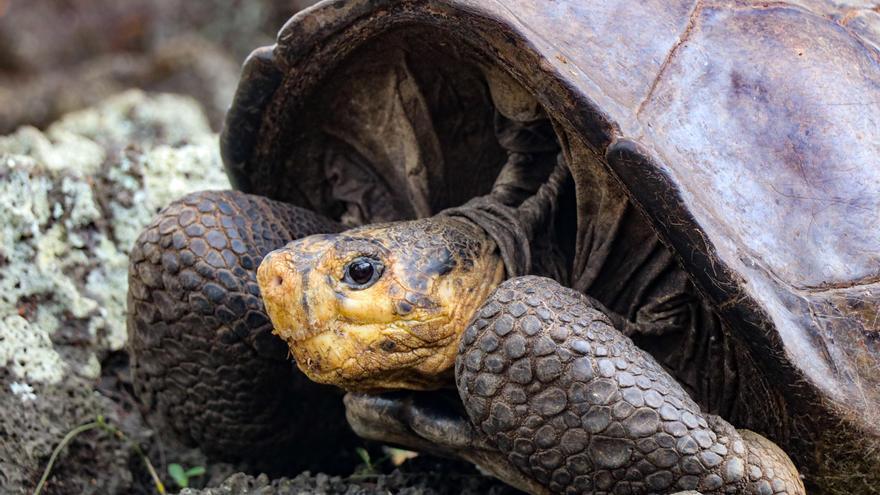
[181,460,519,495]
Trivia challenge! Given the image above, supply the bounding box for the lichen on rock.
[0,89,229,494]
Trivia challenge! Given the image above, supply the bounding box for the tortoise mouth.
[276,325,325,344]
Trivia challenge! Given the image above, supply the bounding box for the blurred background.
[0,0,319,134]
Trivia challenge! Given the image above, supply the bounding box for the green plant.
[353,446,394,476]
[351,445,419,478]
[33,415,165,495]
[168,463,206,489]
[354,447,377,473]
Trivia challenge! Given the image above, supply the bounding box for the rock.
[0,90,229,494]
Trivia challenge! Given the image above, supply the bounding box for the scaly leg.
[128,190,356,471]
[456,276,804,495]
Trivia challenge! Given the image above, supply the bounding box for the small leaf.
[168,463,188,488]
[185,466,206,477]
[355,447,371,466]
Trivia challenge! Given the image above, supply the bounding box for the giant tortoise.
[127,1,880,493]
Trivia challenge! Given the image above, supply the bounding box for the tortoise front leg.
[456,276,804,495]
[128,190,355,471]
[344,390,549,494]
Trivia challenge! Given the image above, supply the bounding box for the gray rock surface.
[0,90,229,494]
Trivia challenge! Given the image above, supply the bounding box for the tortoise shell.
[220,0,880,488]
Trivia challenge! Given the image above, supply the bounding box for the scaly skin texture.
[258,217,504,391]
[127,190,358,470]
[457,276,803,495]
[258,220,805,494]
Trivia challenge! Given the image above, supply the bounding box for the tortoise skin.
[217,1,880,491]
[127,190,356,470]
[457,276,801,494]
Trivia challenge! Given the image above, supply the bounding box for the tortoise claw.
[344,390,549,494]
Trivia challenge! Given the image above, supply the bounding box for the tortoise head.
[257,217,504,391]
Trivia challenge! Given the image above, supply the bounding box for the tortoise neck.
[515,156,570,243]
[439,111,569,279]
[440,197,531,278]
[438,156,570,280]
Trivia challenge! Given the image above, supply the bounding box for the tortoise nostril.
[256,251,295,298]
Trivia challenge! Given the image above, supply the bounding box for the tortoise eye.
[343,257,384,289]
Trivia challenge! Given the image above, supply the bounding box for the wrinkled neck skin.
[258,216,505,391]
